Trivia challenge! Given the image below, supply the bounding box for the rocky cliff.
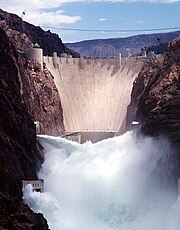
[0,9,65,136]
[0,28,49,229]
[127,36,180,145]
[0,8,79,57]
[126,36,180,190]
[19,58,65,136]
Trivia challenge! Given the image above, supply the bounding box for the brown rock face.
[0,8,79,57]
[0,9,66,135]
[127,36,180,145]
[0,15,33,53]
[19,59,65,135]
[0,193,49,230]
[126,36,180,189]
[0,28,49,229]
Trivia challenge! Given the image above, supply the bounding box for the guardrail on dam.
[27,45,143,138]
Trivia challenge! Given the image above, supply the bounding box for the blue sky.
[1,0,180,42]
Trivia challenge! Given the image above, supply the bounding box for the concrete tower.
[26,44,43,70]
[53,52,58,68]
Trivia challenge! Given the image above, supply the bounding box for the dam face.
[44,55,143,134]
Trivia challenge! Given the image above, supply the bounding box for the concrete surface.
[44,56,143,133]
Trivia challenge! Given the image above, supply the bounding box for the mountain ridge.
[66,31,180,58]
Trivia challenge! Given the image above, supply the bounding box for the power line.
[41,25,180,33]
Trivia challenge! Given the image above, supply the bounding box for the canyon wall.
[0,10,65,136]
[127,36,180,145]
[127,37,180,187]
[19,58,65,136]
[0,28,49,229]
[0,9,67,228]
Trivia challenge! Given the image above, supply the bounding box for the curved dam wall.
[43,55,143,133]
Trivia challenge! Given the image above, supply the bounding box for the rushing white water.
[23,131,180,230]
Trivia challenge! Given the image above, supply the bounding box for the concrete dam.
[28,45,143,141]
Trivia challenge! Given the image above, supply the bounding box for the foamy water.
[23,131,180,230]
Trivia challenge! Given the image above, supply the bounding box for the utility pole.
[20,10,26,20]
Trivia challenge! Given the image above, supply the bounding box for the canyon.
[0,8,180,230]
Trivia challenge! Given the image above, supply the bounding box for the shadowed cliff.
[0,8,65,136]
[127,36,180,145]
[0,28,49,229]
[126,36,180,192]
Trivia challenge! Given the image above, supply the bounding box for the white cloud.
[26,10,81,26]
[135,20,147,24]
[95,0,180,2]
[0,0,82,10]
[99,18,107,21]
[0,0,82,26]
[0,0,179,27]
